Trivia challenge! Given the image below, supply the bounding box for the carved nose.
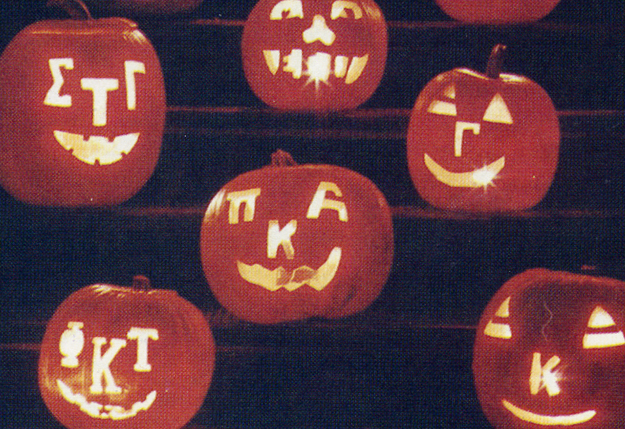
[302,15,336,46]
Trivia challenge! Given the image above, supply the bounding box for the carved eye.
[583,306,625,349]
[331,1,363,19]
[482,93,513,124]
[484,296,512,339]
[426,85,457,117]
[270,0,304,20]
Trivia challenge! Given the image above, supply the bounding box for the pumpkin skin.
[38,278,215,429]
[435,0,561,24]
[0,4,165,206]
[406,45,559,212]
[473,269,625,429]
[200,151,394,324]
[241,0,388,111]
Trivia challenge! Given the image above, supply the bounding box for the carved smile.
[56,379,156,420]
[263,50,368,84]
[502,399,596,426]
[424,153,505,188]
[237,246,341,291]
[54,130,140,165]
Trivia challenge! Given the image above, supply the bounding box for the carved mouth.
[424,153,505,188]
[56,379,156,420]
[54,130,140,166]
[263,50,368,84]
[237,247,341,291]
[502,399,596,426]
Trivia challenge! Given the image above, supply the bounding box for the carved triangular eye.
[483,93,513,124]
[426,85,457,116]
[484,296,512,339]
[443,85,456,100]
[270,0,304,20]
[427,100,457,116]
[583,306,625,349]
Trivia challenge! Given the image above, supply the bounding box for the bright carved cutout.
[423,92,512,189]
[56,322,159,420]
[262,0,368,87]
[583,306,625,349]
[484,296,512,339]
[45,59,146,165]
[231,181,347,292]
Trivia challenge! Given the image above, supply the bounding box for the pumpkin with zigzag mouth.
[200,151,394,324]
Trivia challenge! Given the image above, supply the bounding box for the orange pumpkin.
[406,45,560,212]
[0,0,165,206]
[200,150,394,324]
[435,0,561,23]
[473,269,625,428]
[38,276,215,429]
[241,0,388,111]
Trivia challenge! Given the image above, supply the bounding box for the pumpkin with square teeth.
[241,0,387,111]
[0,0,165,206]
[200,150,394,324]
[406,45,560,212]
[473,269,625,428]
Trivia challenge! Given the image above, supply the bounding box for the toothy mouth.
[263,49,368,84]
[54,130,140,166]
[424,153,505,188]
[56,379,156,420]
[237,246,341,291]
[502,399,596,426]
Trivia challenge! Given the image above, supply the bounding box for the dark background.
[1,0,624,427]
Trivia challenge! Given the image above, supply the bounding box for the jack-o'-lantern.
[0,0,165,206]
[473,269,625,428]
[435,0,561,24]
[38,276,215,429]
[200,150,394,324]
[406,45,559,212]
[241,0,388,111]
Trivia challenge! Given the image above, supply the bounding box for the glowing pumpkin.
[0,0,165,206]
[435,0,561,24]
[38,276,215,429]
[200,150,394,324]
[406,45,560,212]
[241,0,388,111]
[473,269,625,428]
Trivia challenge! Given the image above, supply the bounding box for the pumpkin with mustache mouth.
[406,45,560,212]
[200,150,394,324]
[241,0,387,111]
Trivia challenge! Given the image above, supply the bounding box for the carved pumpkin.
[241,0,388,111]
[473,269,625,428]
[0,0,165,206]
[200,150,394,324]
[38,276,215,429]
[406,45,560,212]
[435,0,561,24]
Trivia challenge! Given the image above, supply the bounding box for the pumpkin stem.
[270,150,298,167]
[47,0,93,20]
[132,275,151,291]
[486,44,507,79]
